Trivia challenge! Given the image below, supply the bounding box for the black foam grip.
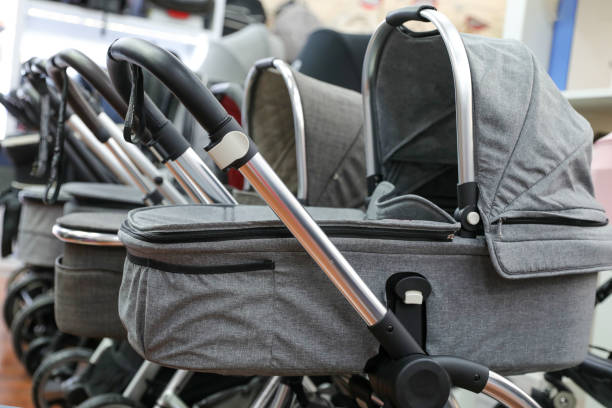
[107,38,247,145]
[386,5,436,26]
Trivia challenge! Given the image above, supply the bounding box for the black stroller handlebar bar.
[45,61,112,143]
[385,5,436,26]
[49,50,128,116]
[49,49,190,161]
[107,38,245,149]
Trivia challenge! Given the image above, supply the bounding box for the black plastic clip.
[385,273,432,349]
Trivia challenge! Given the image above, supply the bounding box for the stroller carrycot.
[16,186,71,267]
[53,211,127,339]
[114,8,612,379]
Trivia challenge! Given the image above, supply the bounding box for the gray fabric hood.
[370,28,612,278]
[246,66,366,208]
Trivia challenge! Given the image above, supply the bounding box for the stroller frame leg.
[153,369,193,408]
[249,376,281,408]
[122,360,161,401]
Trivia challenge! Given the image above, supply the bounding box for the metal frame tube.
[123,360,161,400]
[67,114,134,186]
[241,154,386,325]
[97,112,188,204]
[268,383,292,408]
[249,377,281,408]
[52,224,122,246]
[419,8,474,184]
[243,59,308,202]
[174,148,237,205]
[154,369,193,408]
[105,137,154,198]
[482,371,541,408]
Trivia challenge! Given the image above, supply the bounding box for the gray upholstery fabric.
[118,204,594,375]
[55,248,126,339]
[61,182,145,206]
[367,181,456,223]
[199,24,285,84]
[57,211,128,233]
[369,29,612,278]
[54,211,128,339]
[16,193,65,267]
[247,68,366,208]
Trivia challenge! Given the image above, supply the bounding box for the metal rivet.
[386,325,394,333]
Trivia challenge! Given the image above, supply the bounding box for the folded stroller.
[243,58,365,207]
[107,6,612,407]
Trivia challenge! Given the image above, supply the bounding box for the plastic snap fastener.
[466,211,480,225]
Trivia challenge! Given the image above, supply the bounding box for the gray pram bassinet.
[53,211,127,339]
[16,186,71,267]
[243,59,366,208]
[117,11,612,378]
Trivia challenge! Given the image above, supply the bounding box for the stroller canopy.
[369,28,612,278]
[245,61,366,208]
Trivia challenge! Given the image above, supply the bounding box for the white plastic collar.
[208,131,251,169]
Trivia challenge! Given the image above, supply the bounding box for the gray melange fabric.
[61,182,146,206]
[57,211,128,233]
[55,251,126,339]
[247,67,366,208]
[369,28,612,278]
[199,24,285,84]
[16,189,68,267]
[54,211,128,339]
[366,181,456,223]
[118,203,594,375]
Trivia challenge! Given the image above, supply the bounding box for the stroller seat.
[53,211,128,339]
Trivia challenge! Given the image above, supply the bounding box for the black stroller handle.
[385,5,436,26]
[48,50,190,161]
[107,38,245,149]
[40,61,112,144]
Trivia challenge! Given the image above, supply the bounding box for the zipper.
[121,223,455,244]
[494,216,606,227]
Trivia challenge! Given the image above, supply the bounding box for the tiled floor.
[0,259,33,408]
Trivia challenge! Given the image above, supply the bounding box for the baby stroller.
[106,5,612,407]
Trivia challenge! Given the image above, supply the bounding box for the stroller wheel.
[3,270,53,327]
[6,265,31,288]
[11,292,57,361]
[76,393,142,408]
[553,391,576,408]
[32,347,93,408]
[24,336,54,376]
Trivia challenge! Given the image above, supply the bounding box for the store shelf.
[563,88,612,112]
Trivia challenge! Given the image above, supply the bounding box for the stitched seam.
[313,124,363,204]
[499,138,592,214]
[488,52,536,216]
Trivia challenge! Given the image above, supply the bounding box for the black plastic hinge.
[385,273,432,349]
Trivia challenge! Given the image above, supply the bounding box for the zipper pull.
[498,217,503,239]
